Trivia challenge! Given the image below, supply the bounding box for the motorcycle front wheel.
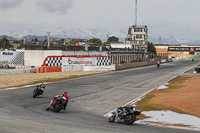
[124,115,136,125]
[53,103,62,113]
[109,113,116,123]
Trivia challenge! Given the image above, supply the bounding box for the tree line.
[0,36,156,54]
[0,37,13,49]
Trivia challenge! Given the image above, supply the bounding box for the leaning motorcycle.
[33,83,45,98]
[46,96,68,113]
[109,105,141,125]
[157,63,160,68]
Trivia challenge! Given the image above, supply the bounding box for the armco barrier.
[62,65,115,71]
[115,60,160,70]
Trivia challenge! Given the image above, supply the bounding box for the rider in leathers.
[46,92,69,111]
[115,105,136,122]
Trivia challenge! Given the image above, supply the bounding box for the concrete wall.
[115,60,159,70]
[83,65,115,71]
[62,65,115,72]
[0,69,36,75]
[24,50,62,67]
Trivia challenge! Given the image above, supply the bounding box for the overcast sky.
[0,0,200,40]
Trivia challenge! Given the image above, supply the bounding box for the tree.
[69,39,79,46]
[0,37,13,49]
[35,37,38,41]
[107,36,119,43]
[17,42,25,49]
[102,41,111,46]
[88,38,102,46]
[147,42,156,54]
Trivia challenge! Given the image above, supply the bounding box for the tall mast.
[135,0,137,26]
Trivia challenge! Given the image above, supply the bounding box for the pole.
[135,0,137,26]
[47,32,51,48]
[63,31,66,45]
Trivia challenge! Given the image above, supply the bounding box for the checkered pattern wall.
[45,57,62,66]
[10,52,24,65]
[96,57,110,65]
[44,56,110,66]
[0,51,24,67]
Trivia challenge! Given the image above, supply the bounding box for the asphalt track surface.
[1,58,200,133]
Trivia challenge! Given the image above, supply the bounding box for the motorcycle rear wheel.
[124,115,136,125]
[33,90,38,98]
[53,103,62,113]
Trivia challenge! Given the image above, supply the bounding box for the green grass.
[188,52,196,58]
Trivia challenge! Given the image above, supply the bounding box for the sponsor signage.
[194,47,200,52]
[2,52,13,56]
[62,57,96,66]
[190,47,194,52]
[168,47,200,52]
[168,47,190,51]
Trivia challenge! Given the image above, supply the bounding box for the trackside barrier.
[36,66,62,73]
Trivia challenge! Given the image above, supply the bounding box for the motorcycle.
[46,96,68,113]
[109,105,141,125]
[33,83,45,98]
[157,63,160,68]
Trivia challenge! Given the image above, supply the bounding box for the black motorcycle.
[46,96,68,113]
[33,83,45,98]
[109,105,141,125]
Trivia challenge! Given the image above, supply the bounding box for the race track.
[0,58,200,133]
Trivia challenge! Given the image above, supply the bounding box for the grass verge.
[136,76,189,120]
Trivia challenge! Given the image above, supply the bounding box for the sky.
[0,0,200,41]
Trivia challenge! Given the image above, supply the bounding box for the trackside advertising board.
[168,47,200,52]
[62,57,97,66]
[42,55,110,66]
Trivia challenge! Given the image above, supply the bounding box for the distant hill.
[25,35,61,41]
[1,27,200,45]
[0,35,18,41]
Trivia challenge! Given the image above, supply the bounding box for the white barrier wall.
[83,65,115,71]
[0,69,36,75]
[24,50,62,67]
[0,51,24,67]
[62,65,115,72]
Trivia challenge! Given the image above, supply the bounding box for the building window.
[136,34,143,38]
[134,28,143,32]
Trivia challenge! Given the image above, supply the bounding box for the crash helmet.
[41,83,45,88]
[132,105,136,109]
[64,92,68,95]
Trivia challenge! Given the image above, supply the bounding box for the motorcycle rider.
[36,83,45,95]
[46,92,69,111]
[157,61,160,68]
[115,105,136,122]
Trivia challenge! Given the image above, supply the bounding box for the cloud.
[36,0,73,14]
[0,0,23,9]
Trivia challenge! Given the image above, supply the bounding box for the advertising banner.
[43,55,110,66]
[168,47,200,52]
[168,47,190,51]
[62,57,97,66]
